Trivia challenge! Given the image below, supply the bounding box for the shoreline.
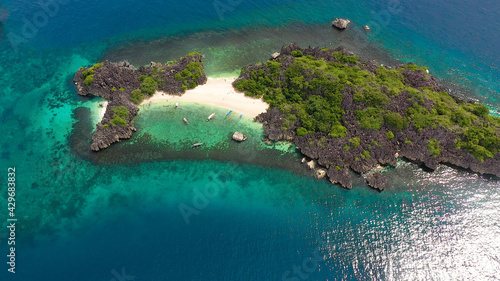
[142,77,269,118]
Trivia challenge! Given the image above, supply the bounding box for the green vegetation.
[83,75,94,86]
[349,137,360,148]
[103,124,109,129]
[81,62,104,87]
[353,86,390,107]
[130,89,145,104]
[386,131,395,140]
[361,150,371,159]
[427,138,441,157]
[187,51,202,58]
[291,50,303,57]
[110,116,127,127]
[297,127,308,137]
[456,124,500,161]
[111,87,117,91]
[402,63,428,72]
[335,165,342,171]
[384,111,406,131]
[119,87,125,92]
[371,140,381,147]
[175,61,204,91]
[111,106,129,118]
[333,51,358,64]
[139,75,159,95]
[356,107,384,130]
[110,106,129,127]
[166,60,177,67]
[329,124,347,138]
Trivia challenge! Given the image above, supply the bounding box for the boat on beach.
[207,113,215,121]
[183,118,189,124]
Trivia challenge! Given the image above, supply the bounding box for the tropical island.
[74,44,500,190]
[73,52,207,151]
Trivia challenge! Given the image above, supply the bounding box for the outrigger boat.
[183,118,189,124]
[225,110,232,118]
[207,113,215,121]
[192,142,202,148]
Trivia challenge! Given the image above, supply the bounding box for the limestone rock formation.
[366,172,387,191]
[332,18,350,29]
[232,132,248,142]
[316,169,326,179]
[238,44,500,190]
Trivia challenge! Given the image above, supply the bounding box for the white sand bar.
[144,78,269,118]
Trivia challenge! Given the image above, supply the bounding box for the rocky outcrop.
[366,172,387,191]
[256,107,296,141]
[245,44,500,190]
[74,53,207,151]
[400,64,445,92]
[232,132,248,142]
[327,165,352,189]
[332,18,350,29]
[316,169,326,179]
[90,98,139,151]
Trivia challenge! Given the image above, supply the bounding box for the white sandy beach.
[144,78,269,118]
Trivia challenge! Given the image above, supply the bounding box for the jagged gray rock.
[232,132,248,142]
[332,18,350,29]
[366,172,387,191]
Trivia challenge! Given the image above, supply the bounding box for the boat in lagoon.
[238,114,243,119]
[226,110,232,118]
[207,113,215,121]
[183,118,189,124]
[192,142,202,148]
[175,102,179,109]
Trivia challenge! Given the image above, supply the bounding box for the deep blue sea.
[0,0,499,280]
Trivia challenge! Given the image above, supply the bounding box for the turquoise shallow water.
[0,0,499,280]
